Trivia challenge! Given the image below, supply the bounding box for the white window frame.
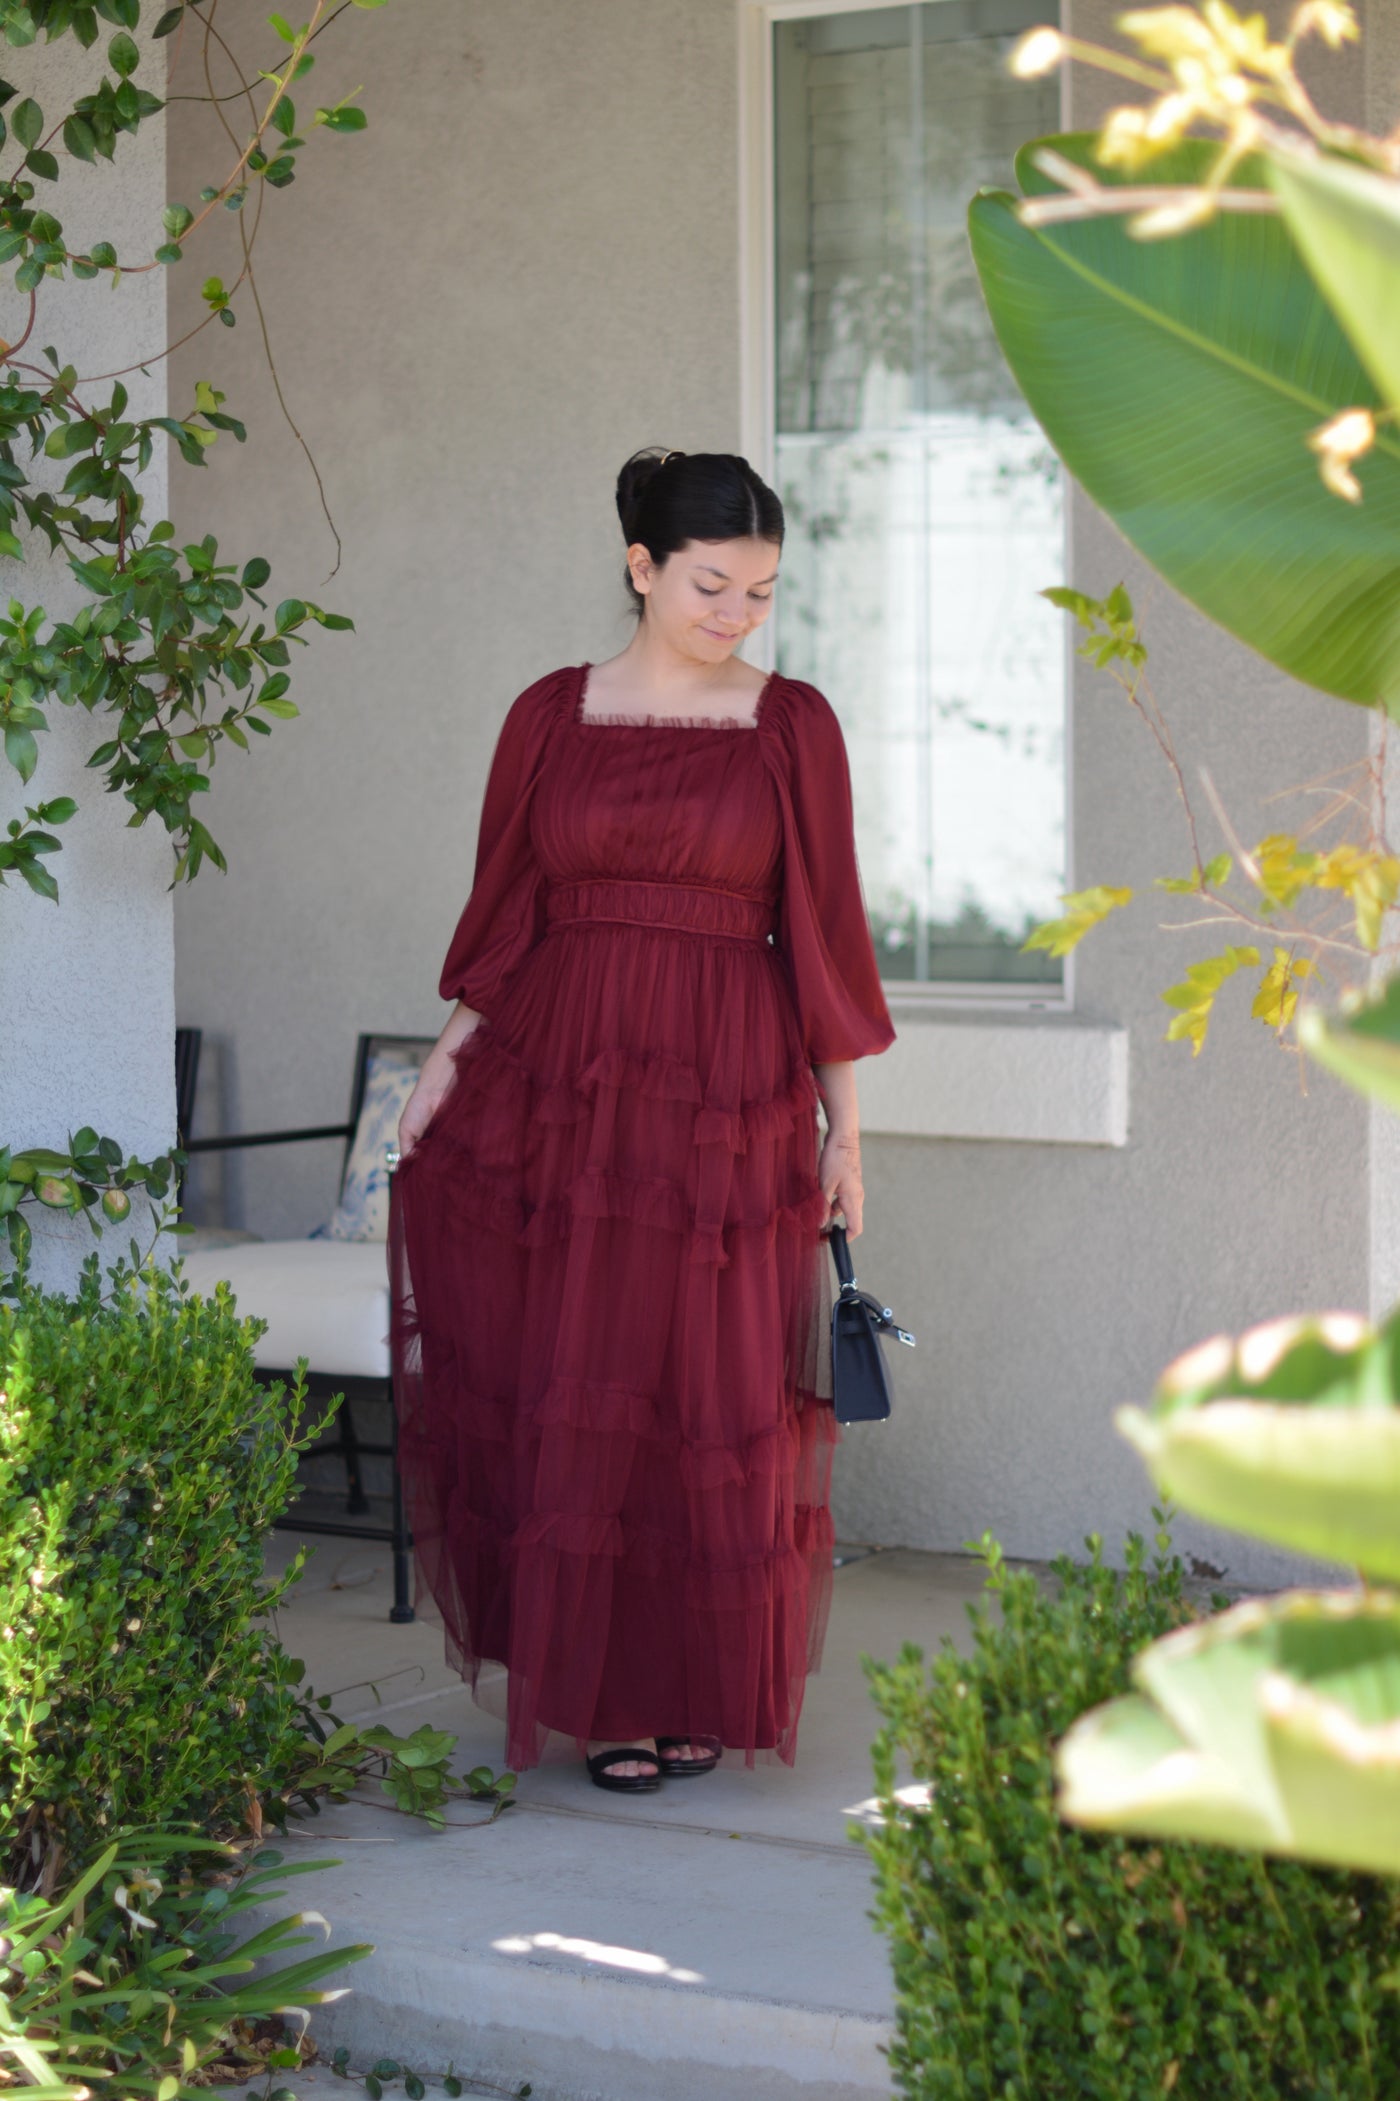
[737,0,1076,1018]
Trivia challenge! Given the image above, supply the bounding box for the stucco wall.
[1,33,172,1293]
[170,0,1379,1587]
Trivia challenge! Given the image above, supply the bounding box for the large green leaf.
[968,136,1400,709]
[1118,1306,1400,1575]
[1269,149,1400,416]
[1055,1689,1283,1850]
[1058,1589,1400,1870]
[1298,973,1400,1114]
[1120,1401,1400,1575]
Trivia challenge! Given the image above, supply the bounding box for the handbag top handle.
[828,1221,858,1292]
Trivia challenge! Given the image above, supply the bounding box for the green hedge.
[859,1526,1400,2100]
[0,1251,329,1886]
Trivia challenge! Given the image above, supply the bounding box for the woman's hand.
[818,1127,864,1238]
[813,1059,864,1237]
[397,1071,453,1163]
[397,1002,483,1162]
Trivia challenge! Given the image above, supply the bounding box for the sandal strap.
[588,1745,660,1774]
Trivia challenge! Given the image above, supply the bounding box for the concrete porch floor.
[260,1522,993,2101]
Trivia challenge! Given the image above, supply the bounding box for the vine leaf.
[1156,852,1233,895]
[1251,948,1316,1033]
[1022,884,1133,958]
[1161,946,1262,1054]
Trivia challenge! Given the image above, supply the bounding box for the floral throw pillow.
[311,1052,422,1243]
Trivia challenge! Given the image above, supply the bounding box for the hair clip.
[658,449,683,467]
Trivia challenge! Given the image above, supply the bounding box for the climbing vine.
[0,0,384,904]
[1025,585,1399,1065]
[0,0,386,1260]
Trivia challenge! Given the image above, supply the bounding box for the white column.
[0,32,173,1291]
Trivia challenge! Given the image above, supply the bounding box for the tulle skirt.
[387,877,839,1772]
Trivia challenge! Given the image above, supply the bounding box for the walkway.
[262,1526,990,2101]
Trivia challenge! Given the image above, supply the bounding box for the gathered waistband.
[544,877,779,945]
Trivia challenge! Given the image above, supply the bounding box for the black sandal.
[656,1734,722,1776]
[586,1745,662,1793]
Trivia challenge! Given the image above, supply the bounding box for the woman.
[388,448,895,1793]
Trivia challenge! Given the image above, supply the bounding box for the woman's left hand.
[818,1128,864,1238]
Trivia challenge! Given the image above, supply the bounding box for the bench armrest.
[183,1122,355,1156]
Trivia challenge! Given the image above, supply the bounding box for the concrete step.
[273,1793,889,2101]
[258,1532,992,2101]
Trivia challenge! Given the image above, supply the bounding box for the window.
[770,1,1066,991]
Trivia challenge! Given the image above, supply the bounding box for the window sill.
[841,1006,1129,1147]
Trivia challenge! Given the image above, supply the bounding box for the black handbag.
[826,1221,916,1425]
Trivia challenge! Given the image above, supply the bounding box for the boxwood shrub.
[859,1524,1400,2100]
[0,1250,332,1888]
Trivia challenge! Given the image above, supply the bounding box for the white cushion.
[179,1239,390,1379]
[179,1225,264,1255]
[311,1052,423,1244]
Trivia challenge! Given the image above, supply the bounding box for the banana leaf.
[968,136,1400,709]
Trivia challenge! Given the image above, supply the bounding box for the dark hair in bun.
[615,447,785,617]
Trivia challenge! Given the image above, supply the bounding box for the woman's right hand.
[398,1071,453,1162]
[397,1003,482,1162]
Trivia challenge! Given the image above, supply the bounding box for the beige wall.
[171,0,1382,1586]
[2,32,172,1292]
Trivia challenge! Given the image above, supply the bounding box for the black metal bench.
[181,1030,433,1622]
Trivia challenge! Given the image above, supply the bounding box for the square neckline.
[573,661,779,731]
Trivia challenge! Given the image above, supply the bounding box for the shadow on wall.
[180,1033,248,1233]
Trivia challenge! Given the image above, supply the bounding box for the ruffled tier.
[389,937,838,1770]
[466,1498,835,1599]
[419,1020,829,1268]
[451,1024,824,1153]
[427,1149,831,1268]
[399,1355,838,1488]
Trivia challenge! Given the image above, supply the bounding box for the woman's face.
[627,535,781,663]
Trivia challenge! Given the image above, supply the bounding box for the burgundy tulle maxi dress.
[387,661,895,1772]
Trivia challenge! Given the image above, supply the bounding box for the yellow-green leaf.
[1161,945,1260,1055]
[1309,844,1400,949]
[1021,884,1132,958]
[1252,834,1317,910]
[1156,852,1232,896]
[1251,946,1315,1033]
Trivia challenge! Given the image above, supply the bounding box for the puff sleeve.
[762,678,896,1064]
[437,670,562,1013]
